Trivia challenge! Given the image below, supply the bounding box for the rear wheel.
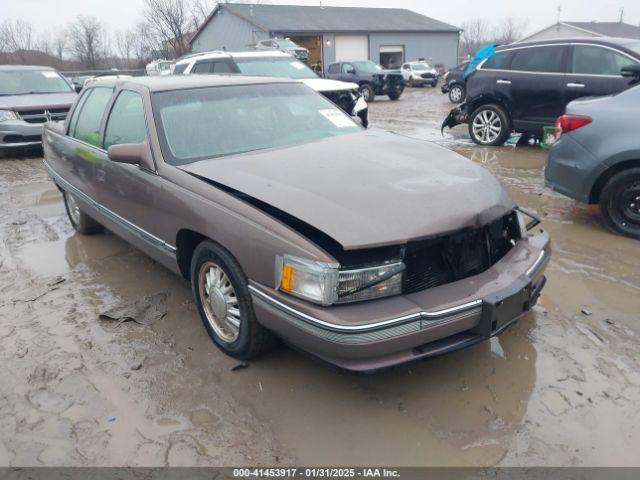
[599,168,640,239]
[63,191,102,234]
[191,240,277,360]
[449,84,465,103]
[468,104,511,146]
[359,84,375,102]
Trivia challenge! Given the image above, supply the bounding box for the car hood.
[0,92,77,110]
[300,78,358,92]
[180,129,515,250]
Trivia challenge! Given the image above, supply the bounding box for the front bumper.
[251,232,550,372]
[0,120,44,148]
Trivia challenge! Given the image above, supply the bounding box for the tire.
[449,84,465,103]
[63,190,102,234]
[599,168,640,239]
[388,84,404,101]
[190,240,277,360]
[359,84,375,102]
[468,104,511,146]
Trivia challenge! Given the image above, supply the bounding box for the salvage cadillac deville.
[42,76,550,371]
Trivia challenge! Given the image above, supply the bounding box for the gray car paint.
[0,91,77,148]
[42,75,550,371]
[545,84,640,203]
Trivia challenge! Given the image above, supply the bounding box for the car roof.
[0,65,56,71]
[97,74,299,92]
[176,50,292,65]
[500,36,640,51]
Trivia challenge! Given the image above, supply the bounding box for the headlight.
[276,255,404,306]
[0,110,19,122]
[352,95,367,114]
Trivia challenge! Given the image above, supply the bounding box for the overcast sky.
[3,0,639,36]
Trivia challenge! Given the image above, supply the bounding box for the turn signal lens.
[554,114,592,140]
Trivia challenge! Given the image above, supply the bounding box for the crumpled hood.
[0,92,77,111]
[180,129,515,250]
[300,78,358,93]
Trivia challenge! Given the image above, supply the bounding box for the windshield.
[624,42,640,56]
[411,63,430,71]
[153,83,362,165]
[352,61,383,73]
[0,70,73,96]
[235,57,317,79]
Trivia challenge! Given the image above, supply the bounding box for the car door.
[565,44,639,103]
[506,44,568,130]
[340,63,357,83]
[62,86,114,202]
[94,89,163,247]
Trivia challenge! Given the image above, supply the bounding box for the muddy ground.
[0,87,639,467]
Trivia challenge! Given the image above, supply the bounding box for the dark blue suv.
[442,38,640,146]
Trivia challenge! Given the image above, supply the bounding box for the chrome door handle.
[496,79,511,84]
[567,82,585,88]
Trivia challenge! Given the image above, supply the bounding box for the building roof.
[519,21,640,43]
[563,22,640,40]
[191,3,459,44]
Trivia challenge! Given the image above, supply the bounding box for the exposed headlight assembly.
[0,110,19,122]
[276,255,404,306]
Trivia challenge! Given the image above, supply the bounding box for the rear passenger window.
[192,61,212,74]
[482,51,512,70]
[104,90,147,150]
[510,46,565,73]
[327,63,340,74]
[212,61,237,73]
[571,45,637,76]
[173,63,188,75]
[70,87,113,147]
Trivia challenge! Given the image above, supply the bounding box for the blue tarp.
[463,44,498,79]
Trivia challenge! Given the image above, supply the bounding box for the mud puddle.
[0,90,639,467]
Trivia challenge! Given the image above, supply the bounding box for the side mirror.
[74,84,83,93]
[107,143,147,165]
[621,64,640,78]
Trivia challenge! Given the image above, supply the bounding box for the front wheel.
[63,191,102,234]
[359,84,375,102]
[599,168,640,239]
[388,85,404,101]
[191,240,277,360]
[449,84,465,103]
[468,105,511,146]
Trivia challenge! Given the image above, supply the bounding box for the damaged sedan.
[43,76,550,371]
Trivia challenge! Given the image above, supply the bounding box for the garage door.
[335,35,369,61]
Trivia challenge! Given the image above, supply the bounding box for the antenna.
[556,4,561,23]
[619,7,624,23]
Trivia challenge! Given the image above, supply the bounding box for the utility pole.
[619,8,624,23]
[556,5,561,24]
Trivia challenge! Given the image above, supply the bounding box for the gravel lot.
[0,86,639,467]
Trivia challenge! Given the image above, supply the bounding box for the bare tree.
[493,17,530,45]
[460,19,490,59]
[67,15,108,69]
[142,0,192,59]
[114,28,136,68]
[0,19,37,52]
[51,32,67,60]
[132,21,155,66]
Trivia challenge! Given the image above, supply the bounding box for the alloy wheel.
[198,261,241,343]
[450,86,462,102]
[65,192,81,225]
[472,110,502,144]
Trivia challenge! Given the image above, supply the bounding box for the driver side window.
[342,63,354,74]
[104,90,147,150]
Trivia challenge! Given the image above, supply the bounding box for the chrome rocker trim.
[44,160,177,255]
